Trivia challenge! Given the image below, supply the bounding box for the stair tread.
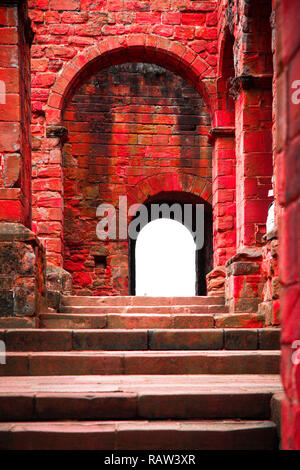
[4,350,280,356]
[0,327,281,331]
[62,296,224,303]
[0,374,283,394]
[0,419,276,430]
[42,313,215,317]
[60,306,228,313]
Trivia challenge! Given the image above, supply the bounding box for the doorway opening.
[135,218,196,297]
[129,191,213,296]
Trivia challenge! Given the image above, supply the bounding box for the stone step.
[61,295,225,307]
[0,420,278,450]
[40,312,265,329]
[0,375,283,421]
[40,313,215,329]
[0,328,280,351]
[0,351,280,376]
[60,305,229,314]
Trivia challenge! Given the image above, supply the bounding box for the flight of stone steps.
[0,295,282,450]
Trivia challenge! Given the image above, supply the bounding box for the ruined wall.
[0,1,47,327]
[0,0,32,226]
[214,0,276,315]
[63,62,211,295]
[28,0,218,267]
[274,0,300,451]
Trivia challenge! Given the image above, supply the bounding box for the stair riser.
[0,354,280,376]
[40,315,215,329]
[0,393,274,421]
[0,329,281,351]
[0,425,277,450]
[62,296,225,307]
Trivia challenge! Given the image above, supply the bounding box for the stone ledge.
[225,248,263,267]
[0,223,44,252]
[208,126,235,143]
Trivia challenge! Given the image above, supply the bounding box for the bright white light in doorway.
[135,218,196,296]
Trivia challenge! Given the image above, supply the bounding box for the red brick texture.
[62,62,212,295]
[28,2,218,266]
[274,0,300,451]
[0,2,47,327]
[0,2,281,309]
[0,1,32,227]
[0,0,279,308]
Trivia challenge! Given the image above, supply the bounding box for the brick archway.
[46,34,216,124]
[41,35,215,268]
[127,173,212,210]
[126,173,213,296]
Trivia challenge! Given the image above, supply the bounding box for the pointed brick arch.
[46,34,216,124]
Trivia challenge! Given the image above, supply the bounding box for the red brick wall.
[234,0,273,248]
[62,62,211,295]
[28,0,218,266]
[0,1,32,227]
[275,0,300,450]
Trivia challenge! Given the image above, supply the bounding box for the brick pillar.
[206,105,236,297]
[0,0,32,225]
[275,0,300,450]
[223,76,273,313]
[210,118,236,266]
[233,75,273,249]
[32,124,66,268]
[0,1,46,327]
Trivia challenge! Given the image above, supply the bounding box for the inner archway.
[135,218,196,297]
[129,191,213,296]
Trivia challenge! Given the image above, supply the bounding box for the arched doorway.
[129,192,213,296]
[135,218,196,296]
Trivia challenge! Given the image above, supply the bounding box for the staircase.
[0,295,282,450]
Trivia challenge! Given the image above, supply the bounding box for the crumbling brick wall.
[274,0,300,451]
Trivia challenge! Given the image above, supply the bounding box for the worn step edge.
[0,391,276,421]
[39,313,265,329]
[0,420,278,450]
[0,351,281,376]
[60,305,229,314]
[61,296,226,306]
[0,328,281,351]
